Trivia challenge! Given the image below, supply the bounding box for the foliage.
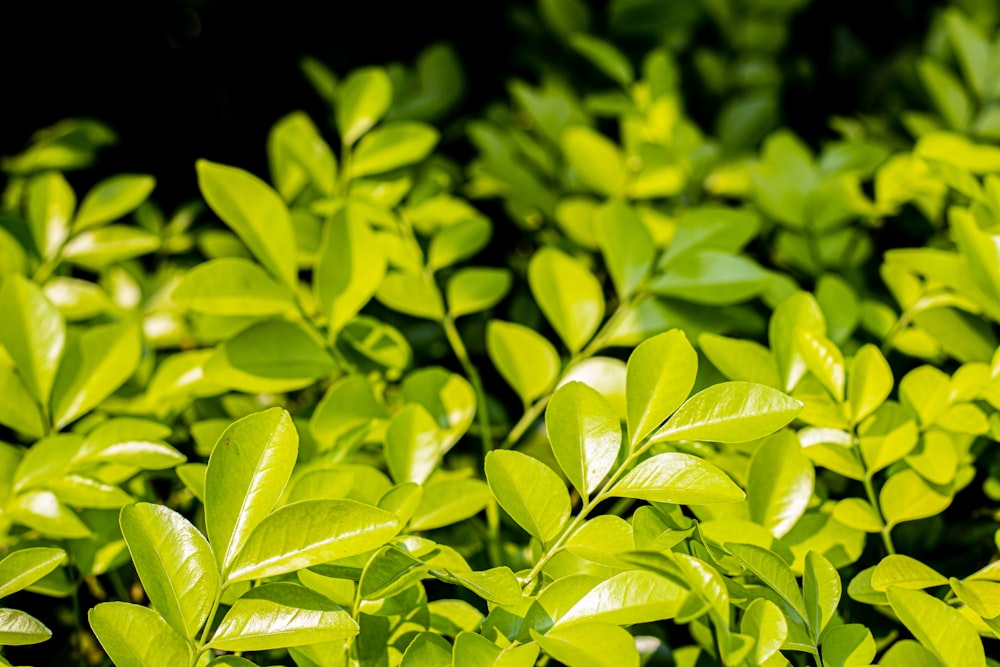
[3,2,1000,666]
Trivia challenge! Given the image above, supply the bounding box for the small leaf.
[350,122,439,177]
[699,333,781,388]
[360,546,428,601]
[650,381,802,444]
[880,469,951,528]
[486,320,561,404]
[626,330,698,447]
[119,503,218,639]
[449,567,523,606]
[917,57,972,130]
[0,608,51,646]
[748,431,814,537]
[533,621,639,667]
[267,111,337,199]
[795,328,845,401]
[561,126,626,197]
[803,551,841,640]
[208,583,358,651]
[309,374,387,450]
[226,499,400,584]
[727,542,807,622]
[485,450,570,544]
[337,66,392,145]
[401,632,452,667]
[546,381,621,496]
[428,217,491,271]
[172,258,296,316]
[650,251,773,305]
[594,200,654,298]
[376,271,445,320]
[770,292,826,392]
[409,478,491,531]
[871,555,947,591]
[528,247,604,353]
[385,403,446,485]
[89,602,191,667]
[609,452,745,504]
[205,407,298,574]
[740,598,787,664]
[886,586,985,667]
[821,624,876,667]
[6,489,91,538]
[0,548,66,598]
[196,159,297,288]
[73,174,156,231]
[75,418,182,469]
[557,570,686,626]
[315,204,386,332]
[400,367,475,452]
[832,498,883,532]
[857,403,919,475]
[0,274,65,406]
[848,345,894,425]
[27,171,74,260]
[447,268,512,317]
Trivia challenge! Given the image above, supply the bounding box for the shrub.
[2,2,1000,666]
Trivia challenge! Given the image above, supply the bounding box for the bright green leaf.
[172,258,296,317]
[337,67,392,145]
[871,555,947,591]
[486,320,561,405]
[350,122,439,177]
[609,452,745,504]
[0,548,66,599]
[485,450,570,544]
[88,602,191,666]
[528,247,604,353]
[886,586,985,667]
[73,174,156,231]
[748,431,814,537]
[533,621,638,667]
[447,268,512,318]
[626,329,697,447]
[546,381,621,496]
[0,274,65,406]
[561,126,626,197]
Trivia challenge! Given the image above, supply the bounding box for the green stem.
[442,315,494,456]
[485,498,504,569]
[862,473,896,555]
[197,586,223,649]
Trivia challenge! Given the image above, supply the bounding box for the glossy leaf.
[0,548,66,599]
[561,126,626,197]
[871,555,947,591]
[310,374,387,449]
[75,418,183,469]
[795,328,845,401]
[886,586,985,667]
[88,602,191,667]
[447,267,511,318]
[609,452,745,504]
[650,381,802,444]
[196,159,298,287]
[740,598,787,664]
[268,111,336,199]
[546,381,621,496]
[557,570,686,626]
[73,174,155,231]
[315,204,386,332]
[61,225,160,270]
[803,551,840,640]
[486,320,561,404]
[172,258,296,316]
[650,251,773,305]
[699,333,781,388]
[226,499,400,583]
[401,632,453,667]
[350,122,439,176]
[208,583,358,651]
[594,200,654,299]
[747,431,814,537]
[400,367,475,451]
[770,292,826,392]
[528,247,604,353]
[485,450,570,544]
[119,503,218,639]
[0,363,46,437]
[27,171,74,260]
[205,407,298,573]
[385,403,446,485]
[727,542,807,621]
[337,66,392,145]
[409,478,492,531]
[848,345,893,425]
[376,271,445,320]
[0,274,65,406]
[880,469,951,528]
[0,608,50,646]
[821,624,876,667]
[533,621,638,667]
[626,329,698,447]
[428,217,491,271]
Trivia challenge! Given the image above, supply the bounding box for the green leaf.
[561,126,626,197]
[208,583,358,652]
[486,320,561,405]
[310,374,387,450]
[848,345,893,425]
[428,217,491,271]
[13,433,80,492]
[0,274,65,406]
[546,382,620,496]
[50,320,141,430]
[699,333,781,388]
[795,328,845,401]
[879,640,944,667]
[6,489,91,538]
[410,478,491,531]
[61,224,160,270]
[626,329,698,447]
[44,276,113,320]
[385,403,446,485]
[821,624,876,667]
[401,367,476,451]
[448,567,523,606]
[857,403,918,475]
[650,251,773,305]
[360,546,427,601]
[528,247,604,353]
[803,551,840,641]
[376,271,445,320]
[917,57,971,130]
[196,159,297,288]
[949,578,1000,618]
[815,273,860,345]
[48,475,132,509]
[447,268,512,318]
[871,555,947,591]
[533,621,638,667]
[770,292,827,392]
[119,503,218,639]
[650,381,802,444]
[205,318,337,393]
[594,201,654,299]
[0,608,51,646]
[748,431,814,537]
[610,452,744,504]
[75,418,182,469]
[268,111,337,199]
[880,469,951,528]
[0,548,66,598]
[73,174,155,231]
[350,122,439,177]
[315,204,386,332]
[88,602,191,666]
[886,586,985,667]
[832,498,883,532]
[401,632,453,667]
[206,407,298,574]
[226,499,400,584]
[740,598,787,664]
[485,450,570,544]
[27,171,74,260]
[453,631,539,667]
[337,66,392,145]
[727,542,807,622]
[0,363,46,437]
[944,9,991,99]
[557,570,687,626]
[172,258,296,316]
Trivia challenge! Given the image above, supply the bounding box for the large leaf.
[226,499,400,583]
[26,171,74,260]
[207,583,358,652]
[626,329,698,447]
[847,345,893,425]
[650,381,802,444]
[61,225,160,270]
[747,431,814,537]
[0,608,51,646]
[196,159,297,287]
[0,547,66,598]
[557,570,687,626]
[0,274,65,406]
[546,381,621,496]
[89,602,191,667]
[740,598,787,664]
[533,621,639,667]
[119,503,218,639]
[486,320,561,405]
[205,408,298,574]
[172,258,297,316]
[528,247,604,353]
[485,450,570,544]
[609,452,745,505]
[50,320,141,429]
[886,587,985,667]
[803,551,840,641]
[315,204,386,332]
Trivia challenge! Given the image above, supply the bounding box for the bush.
[3,1,1000,666]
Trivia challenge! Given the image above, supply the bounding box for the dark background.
[1,0,939,209]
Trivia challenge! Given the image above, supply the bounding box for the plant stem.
[862,473,896,555]
[442,315,494,456]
